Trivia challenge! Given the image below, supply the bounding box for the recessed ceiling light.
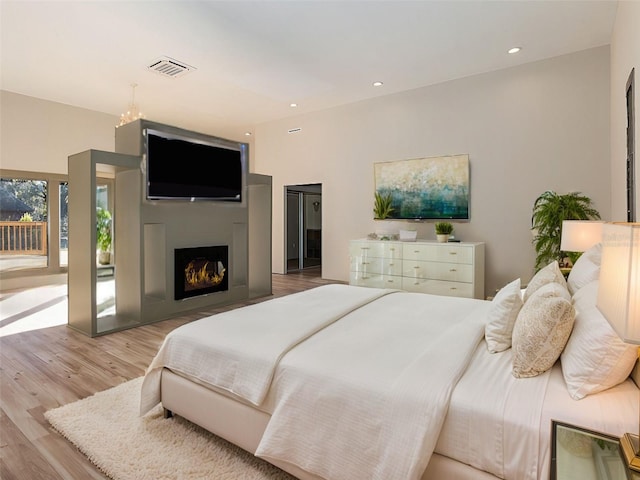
[508,47,521,54]
[290,103,298,108]
[373,81,383,87]
[244,132,252,136]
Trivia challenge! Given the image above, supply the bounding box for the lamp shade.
[560,220,604,252]
[596,223,640,344]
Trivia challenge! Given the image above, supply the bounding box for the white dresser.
[349,239,485,299]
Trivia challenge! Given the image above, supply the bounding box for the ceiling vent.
[147,56,196,78]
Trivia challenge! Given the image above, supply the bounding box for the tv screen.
[145,129,243,202]
[374,154,470,220]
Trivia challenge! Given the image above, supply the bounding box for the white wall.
[1,91,117,174]
[610,1,640,221]
[253,47,612,295]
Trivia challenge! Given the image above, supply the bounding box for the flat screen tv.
[374,154,470,220]
[145,129,243,202]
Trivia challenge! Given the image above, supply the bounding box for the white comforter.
[256,292,490,480]
[140,284,395,414]
[140,284,491,480]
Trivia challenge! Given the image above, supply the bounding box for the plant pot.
[436,234,449,243]
[98,251,111,265]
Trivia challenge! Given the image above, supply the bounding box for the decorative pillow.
[566,243,601,295]
[512,285,576,378]
[561,281,638,400]
[523,260,567,303]
[485,278,523,353]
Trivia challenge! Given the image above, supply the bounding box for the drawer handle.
[450,287,457,290]
[414,282,419,285]
[387,279,394,283]
[389,263,394,266]
[450,268,457,272]
[413,266,420,269]
[449,251,457,255]
[414,250,420,253]
[361,247,370,250]
[362,262,370,265]
[390,248,395,251]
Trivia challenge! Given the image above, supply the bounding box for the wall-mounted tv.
[374,154,470,220]
[145,129,243,202]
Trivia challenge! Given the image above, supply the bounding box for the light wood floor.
[0,269,337,480]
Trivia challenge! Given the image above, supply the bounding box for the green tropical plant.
[373,192,394,219]
[19,212,33,222]
[435,221,454,235]
[96,207,112,253]
[531,191,600,271]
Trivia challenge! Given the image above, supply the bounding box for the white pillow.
[523,260,567,303]
[485,278,523,353]
[566,243,601,295]
[512,284,575,378]
[561,281,638,400]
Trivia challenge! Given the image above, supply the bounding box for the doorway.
[286,184,322,272]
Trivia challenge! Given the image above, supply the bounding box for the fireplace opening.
[174,245,228,300]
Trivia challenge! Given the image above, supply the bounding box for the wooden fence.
[0,221,48,255]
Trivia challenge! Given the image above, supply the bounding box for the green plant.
[96,207,112,253]
[531,191,600,271]
[373,192,394,219]
[435,221,454,235]
[18,212,33,222]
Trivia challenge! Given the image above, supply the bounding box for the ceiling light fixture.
[373,81,384,87]
[508,47,522,54]
[117,83,144,127]
[245,132,252,136]
[290,103,298,108]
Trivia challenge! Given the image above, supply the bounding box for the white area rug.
[45,377,295,480]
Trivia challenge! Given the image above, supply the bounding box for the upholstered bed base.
[160,368,499,480]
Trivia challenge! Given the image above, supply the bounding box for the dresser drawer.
[401,278,474,298]
[402,243,473,264]
[350,272,403,289]
[402,260,473,282]
[351,256,403,276]
[350,241,403,260]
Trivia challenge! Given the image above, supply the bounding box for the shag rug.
[45,377,295,480]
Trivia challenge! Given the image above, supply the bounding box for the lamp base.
[620,432,640,472]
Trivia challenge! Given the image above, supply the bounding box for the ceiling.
[0,1,618,141]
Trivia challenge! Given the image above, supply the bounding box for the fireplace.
[174,245,228,300]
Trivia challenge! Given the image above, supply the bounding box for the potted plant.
[96,207,112,265]
[435,221,454,242]
[531,191,600,271]
[373,191,394,220]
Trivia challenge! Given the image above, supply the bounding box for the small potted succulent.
[434,221,454,242]
[373,191,394,220]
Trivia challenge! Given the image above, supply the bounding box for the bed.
[140,245,639,480]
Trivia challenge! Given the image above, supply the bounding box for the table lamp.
[560,220,604,254]
[596,222,640,471]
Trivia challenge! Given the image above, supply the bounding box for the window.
[0,172,67,275]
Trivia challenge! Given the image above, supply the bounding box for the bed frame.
[160,368,500,480]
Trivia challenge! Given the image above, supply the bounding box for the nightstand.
[551,421,639,480]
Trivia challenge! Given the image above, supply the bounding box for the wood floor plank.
[0,270,338,479]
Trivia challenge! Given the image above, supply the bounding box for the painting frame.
[374,154,470,220]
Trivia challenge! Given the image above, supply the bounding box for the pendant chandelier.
[117,83,144,127]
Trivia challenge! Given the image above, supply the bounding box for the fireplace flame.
[184,260,226,289]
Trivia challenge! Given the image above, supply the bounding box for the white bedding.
[141,284,395,413]
[140,282,639,480]
[435,340,639,480]
[256,292,490,480]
